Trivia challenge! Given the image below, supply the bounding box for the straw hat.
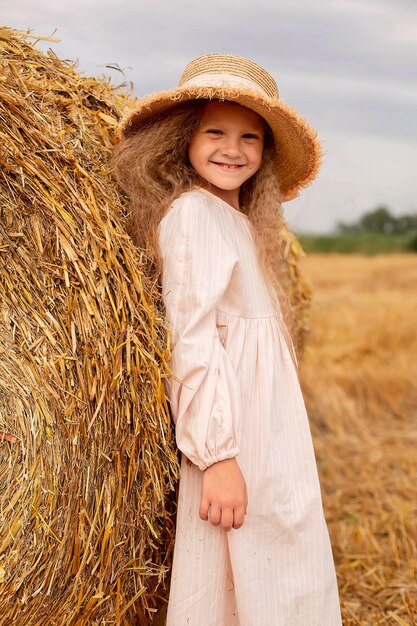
[118,53,321,201]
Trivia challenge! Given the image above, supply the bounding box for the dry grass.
[0,26,181,625]
[300,254,417,625]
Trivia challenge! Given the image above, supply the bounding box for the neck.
[202,183,240,211]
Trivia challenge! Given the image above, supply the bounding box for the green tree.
[359,206,395,233]
[336,206,417,234]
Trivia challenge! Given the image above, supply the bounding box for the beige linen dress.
[158,188,342,626]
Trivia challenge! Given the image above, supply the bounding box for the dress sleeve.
[157,194,242,471]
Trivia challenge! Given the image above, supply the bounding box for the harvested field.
[300,253,417,625]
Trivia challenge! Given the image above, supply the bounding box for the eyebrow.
[200,122,264,133]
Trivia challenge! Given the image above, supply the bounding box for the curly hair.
[111,100,297,362]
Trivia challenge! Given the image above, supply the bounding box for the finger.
[232,505,245,530]
[199,497,210,521]
[220,508,234,532]
[209,504,221,526]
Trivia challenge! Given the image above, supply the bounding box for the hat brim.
[117,85,321,202]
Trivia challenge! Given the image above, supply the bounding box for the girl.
[113,54,342,626]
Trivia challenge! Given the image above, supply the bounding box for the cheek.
[187,142,195,164]
[188,140,208,176]
[250,146,264,171]
[188,141,202,169]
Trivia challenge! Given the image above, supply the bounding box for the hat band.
[180,73,271,99]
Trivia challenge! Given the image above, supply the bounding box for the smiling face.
[188,101,265,209]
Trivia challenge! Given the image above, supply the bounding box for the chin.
[209,180,243,191]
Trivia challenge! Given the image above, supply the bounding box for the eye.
[206,128,223,135]
[243,133,260,140]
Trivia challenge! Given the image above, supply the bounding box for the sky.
[5,0,417,233]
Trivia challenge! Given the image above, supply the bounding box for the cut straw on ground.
[301,254,417,626]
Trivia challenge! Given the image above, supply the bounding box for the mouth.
[210,162,245,171]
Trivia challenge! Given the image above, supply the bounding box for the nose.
[220,135,241,159]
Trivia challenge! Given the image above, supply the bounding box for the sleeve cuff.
[198,446,240,472]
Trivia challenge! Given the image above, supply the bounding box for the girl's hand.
[199,458,248,531]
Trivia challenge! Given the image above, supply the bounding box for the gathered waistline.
[216,308,279,321]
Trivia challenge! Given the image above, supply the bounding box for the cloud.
[287,133,417,233]
[4,0,417,232]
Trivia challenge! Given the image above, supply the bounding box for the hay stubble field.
[300,253,417,625]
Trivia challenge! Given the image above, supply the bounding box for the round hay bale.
[0,26,312,624]
[0,26,179,625]
[279,230,313,354]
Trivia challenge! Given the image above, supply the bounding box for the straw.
[301,253,417,625]
[0,25,179,625]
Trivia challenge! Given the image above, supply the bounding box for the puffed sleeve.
[157,193,242,471]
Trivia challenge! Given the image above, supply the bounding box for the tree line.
[336,206,417,234]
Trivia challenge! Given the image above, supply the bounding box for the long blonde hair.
[111,101,296,353]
